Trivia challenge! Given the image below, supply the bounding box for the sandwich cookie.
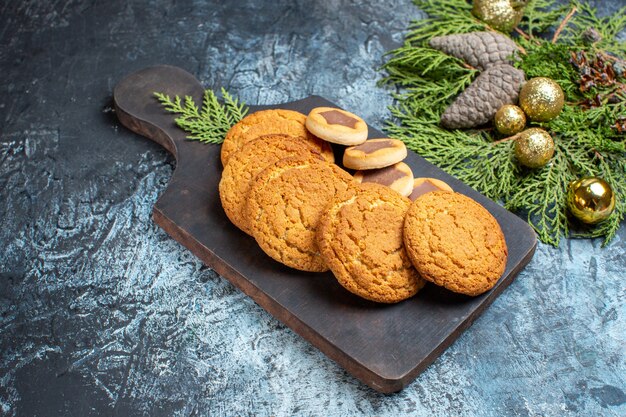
[245,157,355,272]
[353,162,414,197]
[343,138,407,170]
[221,109,334,166]
[305,107,368,146]
[403,191,508,296]
[219,134,323,235]
[408,177,453,201]
[317,184,425,303]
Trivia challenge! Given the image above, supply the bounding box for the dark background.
[1,1,625,416]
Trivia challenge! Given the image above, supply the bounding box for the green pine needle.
[154,88,248,144]
[521,0,569,37]
[405,0,485,44]
[383,0,626,246]
[562,1,626,56]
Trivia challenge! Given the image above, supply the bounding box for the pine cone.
[581,27,602,45]
[441,64,525,129]
[429,31,520,71]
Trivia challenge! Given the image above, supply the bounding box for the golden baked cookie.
[221,109,334,166]
[305,107,368,146]
[219,134,322,235]
[403,192,508,296]
[409,177,453,201]
[342,138,407,170]
[353,162,414,197]
[246,157,355,272]
[317,183,425,303]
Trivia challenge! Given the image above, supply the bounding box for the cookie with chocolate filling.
[343,138,407,170]
[317,183,425,303]
[403,191,508,296]
[305,107,368,146]
[353,162,414,197]
[245,156,355,272]
[408,177,453,201]
[221,109,334,166]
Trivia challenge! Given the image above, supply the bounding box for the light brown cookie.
[343,138,407,170]
[246,157,355,272]
[305,107,368,146]
[403,192,508,296]
[221,109,334,166]
[353,162,414,197]
[317,183,425,303]
[408,177,453,201]
[219,134,322,235]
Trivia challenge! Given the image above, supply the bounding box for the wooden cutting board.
[113,65,537,393]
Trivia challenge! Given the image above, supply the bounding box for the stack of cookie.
[306,107,455,201]
[219,106,508,303]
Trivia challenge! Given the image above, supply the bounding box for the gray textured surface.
[0,1,625,416]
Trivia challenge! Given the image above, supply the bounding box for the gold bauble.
[567,177,616,224]
[514,128,554,168]
[472,0,526,33]
[494,104,526,135]
[519,77,565,122]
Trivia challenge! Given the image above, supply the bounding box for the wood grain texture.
[113,65,537,393]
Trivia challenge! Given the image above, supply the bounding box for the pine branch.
[381,46,476,85]
[561,0,626,55]
[515,40,580,97]
[507,145,574,246]
[406,0,486,44]
[154,88,248,144]
[382,0,626,247]
[520,0,569,38]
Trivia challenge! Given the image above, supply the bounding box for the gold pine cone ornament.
[567,177,616,224]
[472,0,528,33]
[513,128,554,168]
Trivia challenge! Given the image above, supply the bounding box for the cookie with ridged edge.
[305,107,368,146]
[221,109,334,166]
[343,138,407,170]
[245,156,355,272]
[403,191,508,296]
[219,134,323,235]
[317,183,425,303]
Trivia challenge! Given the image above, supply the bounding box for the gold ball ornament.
[494,104,526,135]
[514,128,554,168]
[519,77,565,122]
[567,177,616,224]
[472,0,527,33]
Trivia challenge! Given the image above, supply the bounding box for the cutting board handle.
[113,65,205,159]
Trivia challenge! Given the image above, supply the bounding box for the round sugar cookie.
[343,138,407,170]
[317,183,425,303]
[221,109,334,166]
[403,192,508,296]
[353,162,414,197]
[305,107,368,146]
[245,157,355,272]
[408,177,453,201]
[219,134,322,235]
